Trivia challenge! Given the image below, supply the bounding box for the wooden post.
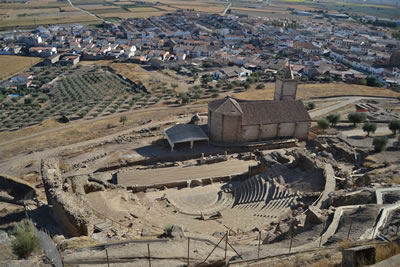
[347,220,353,241]
[105,249,110,267]
[257,231,261,258]
[224,231,228,260]
[147,243,151,267]
[289,222,294,254]
[200,232,227,265]
[187,238,190,266]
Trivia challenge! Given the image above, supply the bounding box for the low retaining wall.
[309,95,398,100]
[41,159,94,237]
[128,172,248,193]
[313,164,336,209]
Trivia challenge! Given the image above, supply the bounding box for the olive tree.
[388,120,400,135]
[348,112,367,127]
[362,122,377,136]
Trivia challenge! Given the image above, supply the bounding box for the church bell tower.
[274,64,298,101]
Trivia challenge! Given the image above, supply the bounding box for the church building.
[208,66,311,144]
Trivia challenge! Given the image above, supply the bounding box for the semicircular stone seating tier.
[165,174,301,219]
[165,184,234,216]
[232,174,301,219]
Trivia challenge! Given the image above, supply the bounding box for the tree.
[12,220,40,259]
[256,83,265,89]
[389,120,400,135]
[307,102,316,110]
[171,83,178,90]
[243,82,251,89]
[317,118,329,131]
[178,93,191,104]
[120,115,127,125]
[348,112,366,127]
[362,122,377,136]
[326,113,340,127]
[24,97,33,105]
[373,136,388,152]
[366,76,382,87]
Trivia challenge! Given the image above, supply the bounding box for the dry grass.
[99,11,168,19]
[234,83,400,100]
[110,62,153,84]
[172,5,224,13]
[157,6,178,11]
[0,119,62,142]
[59,6,78,12]
[0,106,207,158]
[231,7,290,14]
[338,240,356,250]
[0,0,99,28]
[75,4,117,10]
[0,14,99,28]
[127,7,160,12]
[312,258,333,267]
[0,56,42,81]
[79,60,113,66]
[58,236,99,252]
[375,242,400,262]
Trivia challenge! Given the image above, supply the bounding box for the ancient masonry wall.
[41,158,94,237]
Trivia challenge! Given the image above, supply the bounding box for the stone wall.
[209,110,242,143]
[274,78,298,101]
[295,121,311,140]
[41,159,94,237]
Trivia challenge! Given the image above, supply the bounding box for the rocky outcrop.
[0,174,37,201]
[41,158,94,237]
[289,149,320,170]
[323,189,376,208]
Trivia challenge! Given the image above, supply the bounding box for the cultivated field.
[0,64,152,131]
[0,55,41,81]
[0,0,102,28]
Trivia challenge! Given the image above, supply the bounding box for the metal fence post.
[289,222,294,254]
[105,249,110,267]
[347,220,353,241]
[187,237,190,266]
[147,243,151,267]
[257,231,261,258]
[199,232,227,265]
[224,231,228,260]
